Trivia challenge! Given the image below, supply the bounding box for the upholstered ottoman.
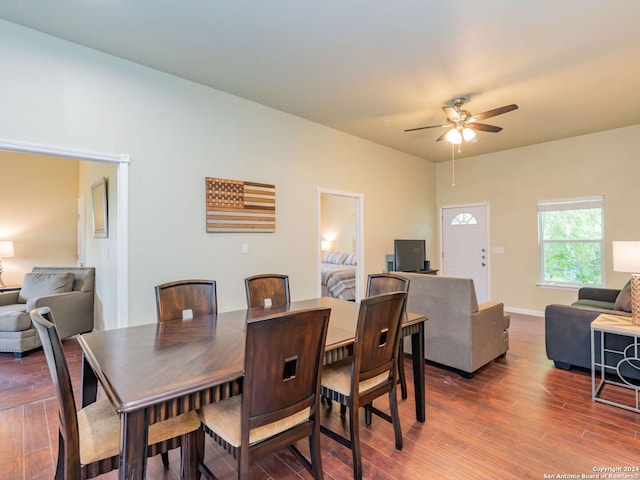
[0,302,42,357]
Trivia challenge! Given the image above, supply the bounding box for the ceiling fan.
[404,97,518,144]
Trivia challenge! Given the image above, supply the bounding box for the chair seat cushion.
[78,398,200,465]
[321,358,389,396]
[0,304,30,331]
[77,399,120,464]
[197,395,310,448]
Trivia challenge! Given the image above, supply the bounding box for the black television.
[394,239,426,272]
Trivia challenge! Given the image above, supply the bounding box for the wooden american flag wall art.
[205,177,276,232]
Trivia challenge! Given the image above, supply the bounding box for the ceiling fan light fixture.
[445,128,462,144]
[462,127,476,142]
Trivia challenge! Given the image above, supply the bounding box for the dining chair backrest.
[365,272,411,399]
[354,291,408,386]
[243,307,330,431]
[244,274,290,308]
[366,273,410,297]
[30,307,82,479]
[319,291,407,480]
[155,279,217,321]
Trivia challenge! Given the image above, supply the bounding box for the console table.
[388,269,438,275]
[411,269,439,275]
[591,313,640,413]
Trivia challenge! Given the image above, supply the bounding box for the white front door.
[441,204,490,303]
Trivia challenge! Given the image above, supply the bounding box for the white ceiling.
[1,0,639,162]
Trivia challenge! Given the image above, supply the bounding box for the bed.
[320,251,357,301]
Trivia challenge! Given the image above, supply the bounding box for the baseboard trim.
[504,307,544,317]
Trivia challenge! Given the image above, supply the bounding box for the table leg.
[81,353,98,407]
[411,321,426,422]
[119,409,149,480]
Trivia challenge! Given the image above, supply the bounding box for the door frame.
[440,202,491,301]
[0,138,130,328]
[316,187,364,302]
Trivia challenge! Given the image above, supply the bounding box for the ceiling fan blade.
[435,129,451,142]
[442,106,461,122]
[467,123,503,133]
[404,123,450,132]
[470,104,518,121]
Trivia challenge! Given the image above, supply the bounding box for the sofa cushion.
[18,272,75,304]
[0,304,31,331]
[614,281,632,313]
[572,299,616,310]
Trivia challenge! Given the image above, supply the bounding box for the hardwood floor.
[3,313,640,479]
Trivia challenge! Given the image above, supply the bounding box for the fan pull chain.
[451,143,456,187]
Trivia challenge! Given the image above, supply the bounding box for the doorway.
[317,188,364,302]
[441,204,490,303]
[0,138,129,328]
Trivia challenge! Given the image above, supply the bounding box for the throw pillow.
[344,253,357,265]
[322,251,349,264]
[321,251,333,263]
[18,272,75,303]
[614,280,632,313]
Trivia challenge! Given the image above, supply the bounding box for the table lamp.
[612,241,640,325]
[0,241,15,287]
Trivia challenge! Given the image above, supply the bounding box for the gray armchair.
[398,272,510,378]
[0,266,95,357]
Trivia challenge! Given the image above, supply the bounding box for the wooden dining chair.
[154,278,217,469]
[320,291,407,480]
[155,279,217,321]
[366,273,411,399]
[29,307,203,480]
[197,307,331,480]
[244,274,290,308]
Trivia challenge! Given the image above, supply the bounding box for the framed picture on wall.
[91,177,108,238]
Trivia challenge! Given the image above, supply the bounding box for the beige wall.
[0,151,78,285]
[78,162,118,330]
[436,125,640,315]
[320,193,356,253]
[8,19,628,322]
[0,21,436,327]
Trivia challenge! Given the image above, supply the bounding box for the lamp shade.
[613,241,640,273]
[462,127,476,142]
[445,128,462,144]
[0,241,14,258]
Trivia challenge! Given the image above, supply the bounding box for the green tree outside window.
[538,197,604,286]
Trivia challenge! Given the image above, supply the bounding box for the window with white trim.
[451,212,478,225]
[538,196,604,287]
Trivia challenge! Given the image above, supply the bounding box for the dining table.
[78,296,427,480]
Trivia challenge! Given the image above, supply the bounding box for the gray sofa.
[545,282,632,371]
[398,272,510,378]
[0,266,95,357]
